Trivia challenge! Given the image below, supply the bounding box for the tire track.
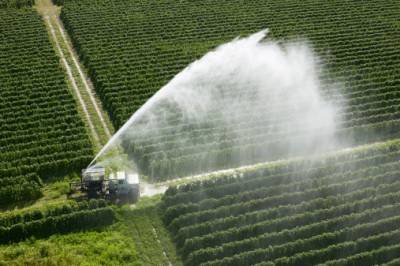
[152,226,173,266]
[45,15,100,144]
[55,17,112,139]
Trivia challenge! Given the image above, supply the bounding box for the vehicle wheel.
[128,189,138,203]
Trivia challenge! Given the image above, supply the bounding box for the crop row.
[160,140,400,264]
[0,180,41,205]
[175,180,400,250]
[163,148,400,219]
[163,150,400,210]
[0,0,33,8]
[0,199,108,227]
[322,244,400,266]
[162,156,400,208]
[60,0,398,120]
[174,184,398,247]
[165,166,400,228]
[164,139,400,197]
[188,202,400,264]
[0,8,92,205]
[208,227,400,266]
[144,112,399,159]
[0,199,113,244]
[129,99,400,151]
[134,120,400,180]
[179,182,400,257]
[0,153,92,179]
[199,214,400,266]
[0,207,115,244]
[176,186,400,265]
[60,0,400,180]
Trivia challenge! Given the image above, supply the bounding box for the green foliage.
[0,0,34,8]
[60,0,400,180]
[0,8,93,206]
[0,200,114,244]
[51,0,64,6]
[323,244,400,266]
[0,182,41,204]
[119,204,182,266]
[160,142,400,265]
[0,230,142,266]
[0,199,107,228]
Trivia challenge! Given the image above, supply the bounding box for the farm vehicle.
[69,166,140,203]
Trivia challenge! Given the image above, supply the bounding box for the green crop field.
[0,6,92,206]
[0,0,33,8]
[1,0,400,265]
[161,140,400,265]
[0,199,114,244]
[0,3,179,265]
[60,0,400,179]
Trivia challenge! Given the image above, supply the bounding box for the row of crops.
[0,7,93,205]
[0,199,115,244]
[0,0,33,8]
[60,0,400,180]
[161,140,400,265]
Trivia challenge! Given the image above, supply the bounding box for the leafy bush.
[160,141,400,265]
[0,0,34,8]
[0,201,114,244]
[0,8,93,206]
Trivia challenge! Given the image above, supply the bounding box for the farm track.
[152,226,173,266]
[36,0,114,152]
[55,16,113,140]
[124,205,182,266]
[45,16,100,145]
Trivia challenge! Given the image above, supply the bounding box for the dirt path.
[152,226,173,266]
[55,17,113,139]
[45,15,100,144]
[36,0,114,151]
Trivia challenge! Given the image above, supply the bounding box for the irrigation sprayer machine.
[69,166,140,203]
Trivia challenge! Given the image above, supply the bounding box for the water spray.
[89,29,344,181]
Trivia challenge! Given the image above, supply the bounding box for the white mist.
[89,29,344,180]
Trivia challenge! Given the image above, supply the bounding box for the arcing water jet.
[89,29,344,181]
